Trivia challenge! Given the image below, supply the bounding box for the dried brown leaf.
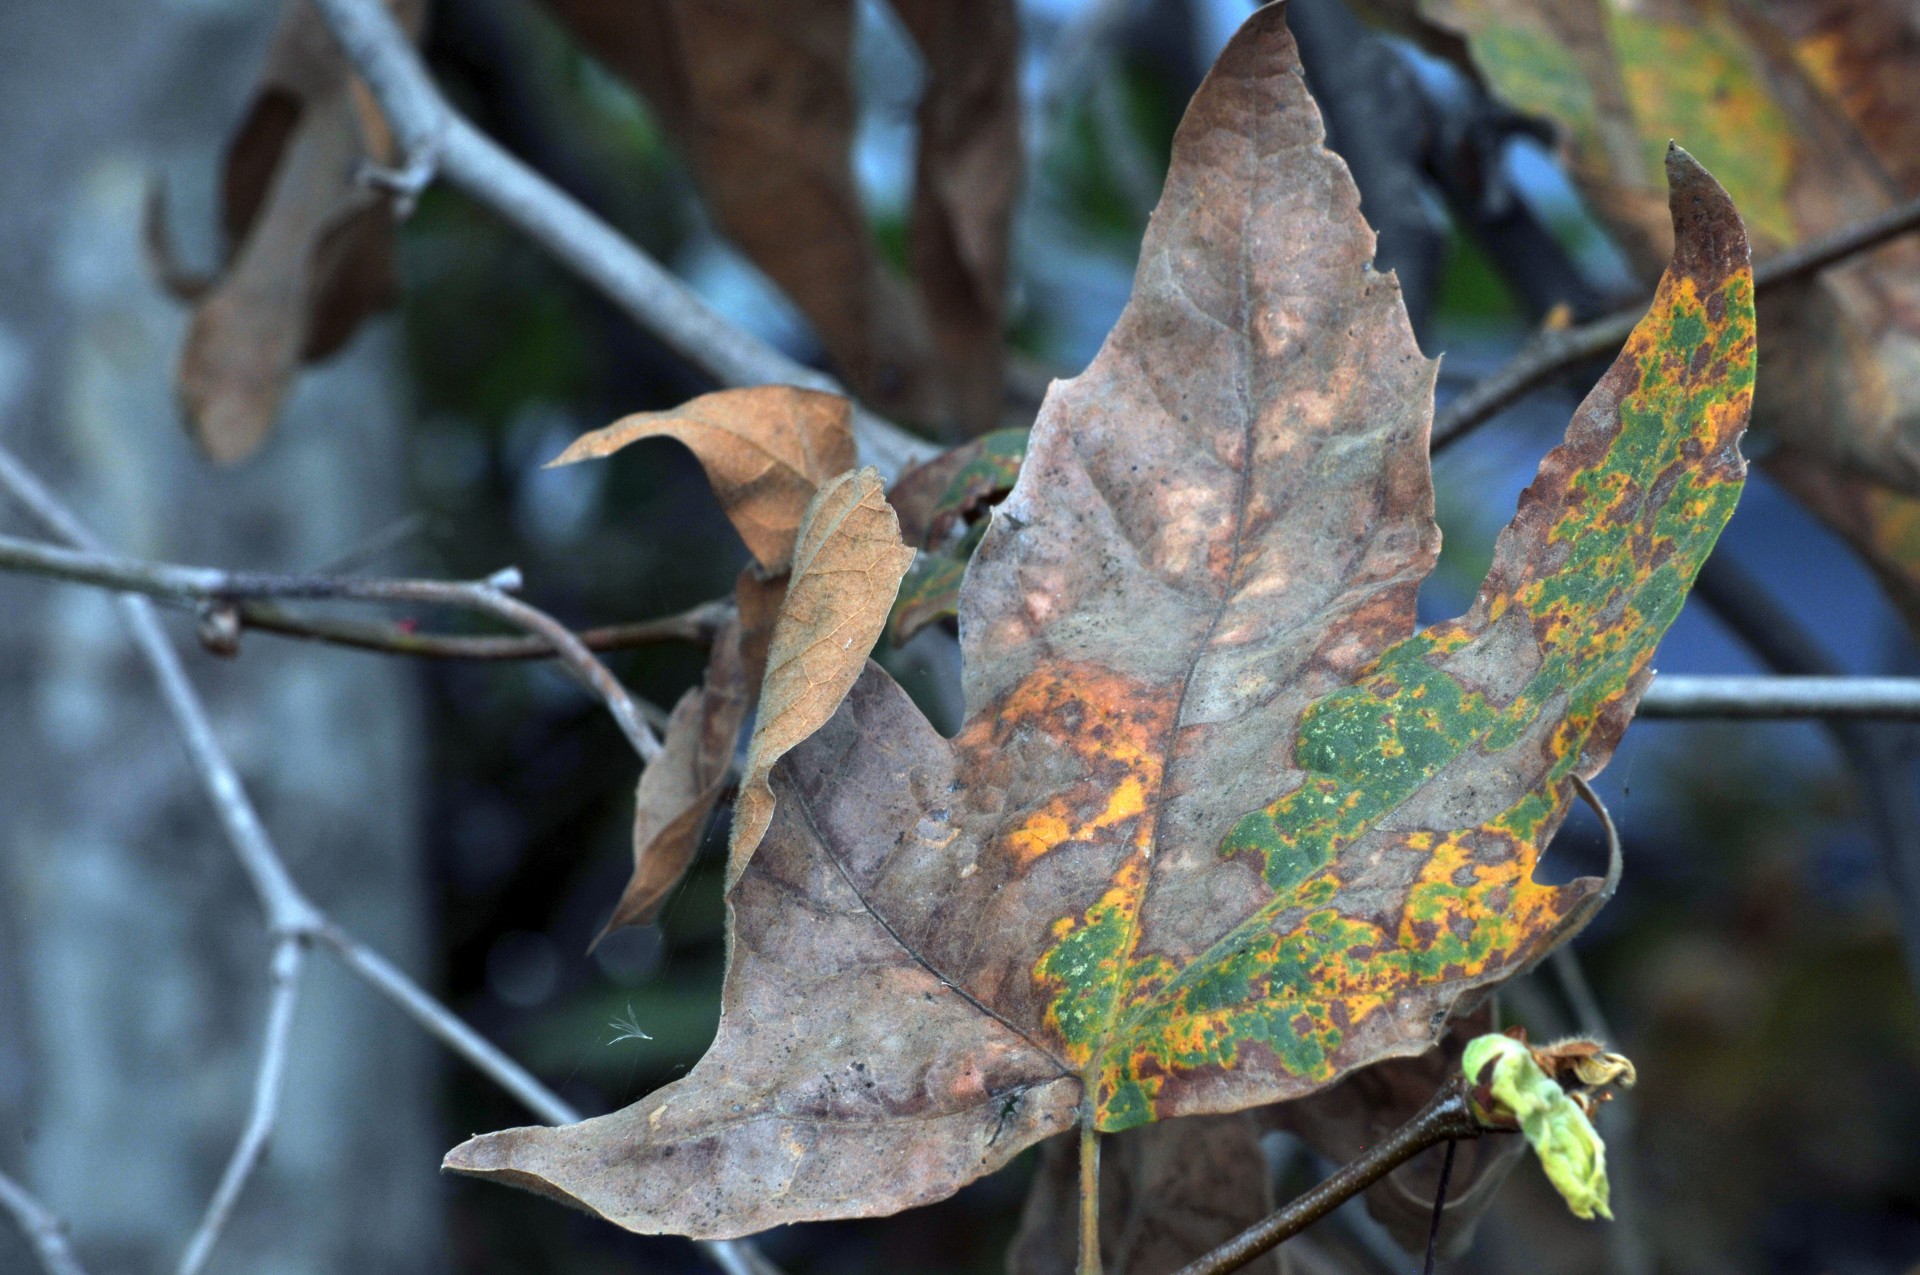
[160,0,423,464]
[549,386,854,575]
[538,0,943,425]
[444,8,1751,1240]
[888,0,1022,435]
[727,467,916,879]
[590,614,751,946]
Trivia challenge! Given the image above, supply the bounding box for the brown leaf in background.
[590,614,751,947]
[1377,0,1920,626]
[154,0,425,464]
[887,427,1028,549]
[539,0,941,426]
[889,0,1022,435]
[1008,1113,1285,1275]
[548,386,854,574]
[538,0,1022,437]
[726,467,915,879]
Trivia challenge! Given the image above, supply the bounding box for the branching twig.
[306,0,936,482]
[0,531,662,761]
[0,1171,88,1275]
[177,936,307,1275]
[1432,190,1920,450]
[0,444,772,1275]
[1170,1082,1491,1275]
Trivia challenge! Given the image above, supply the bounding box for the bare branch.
[1432,189,1920,450]
[0,1172,88,1275]
[0,445,775,1275]
[0,531,662,762]
[1171,1082,1491,1275]
[305,0,936,481]
[233,598,727,660]
[177,936,308,1275]
[1639,675,1920,719]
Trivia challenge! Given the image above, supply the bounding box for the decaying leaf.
[888,552,969,645]
[888,427,1030,549]
[563,389,852,943]
[590,613,751,946]
[1374,0,1920,625]
[539,0,1021,436]
[154,0,425,463]
[445,5,1752,1240]
[1009,1112,1285,1275]
[885,427,1028,642]
[548,386,854,574]
[889,0,1023,435]
[727,467,916,877]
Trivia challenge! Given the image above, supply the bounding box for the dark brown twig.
[1170,1082,1491,1275]
[1432,190,1920,451]
[233,598,726,659]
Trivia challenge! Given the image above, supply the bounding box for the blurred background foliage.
[46,0,1912,1270]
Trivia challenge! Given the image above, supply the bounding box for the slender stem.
[177,936,308,1275]
[0,531,661,762]
[233,598,726,660]
[0,1171,88,1275]
[1078,1106,1102,1275]
[305,0,936,481]
[1637,675,1920,719]
[1432,189,1920,451]
[1170,1083,1488,1275]
[1421,1138,1458,1275]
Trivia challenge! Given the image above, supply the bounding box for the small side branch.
[176,936,308,1275]
[0,1172,88,1275]
[1171,1082,1490,1275]
[1433,190,1920,450]
[233,598,726,660]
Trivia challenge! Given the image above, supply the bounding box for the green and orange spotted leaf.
[1373,0,1920,635]
[443,5,1754,1239]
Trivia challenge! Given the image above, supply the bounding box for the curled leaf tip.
[1463,1033,1630,1221]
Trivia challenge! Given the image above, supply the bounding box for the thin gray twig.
[1638,675,1920,718]
[0,1171,88,1275]
[176,936,308,1275]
